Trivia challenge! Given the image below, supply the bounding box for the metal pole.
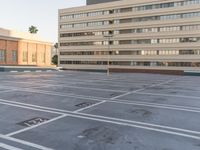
[107,36,110,76]
[104,35,113,76]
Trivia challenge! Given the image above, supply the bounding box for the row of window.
[0,50,17,62]
[60,0,200,20]
[60,61,200,67]
[22,51,46,63]
[119,24,200,34]
[60,10,109,19]
[60,50,200,56]
[60,24,200,38]
[120,37,200,44]
[60,37,200,46]
[134,0,200,11]
[60,11,200,29]
[60,21,109,29]
[118,11,200,23]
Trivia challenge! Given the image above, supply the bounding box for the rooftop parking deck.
[0,71,200,150]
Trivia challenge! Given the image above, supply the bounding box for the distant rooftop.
[0,28,51,43]
[86,0,120,5]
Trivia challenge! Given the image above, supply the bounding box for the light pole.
[104,34,113,76]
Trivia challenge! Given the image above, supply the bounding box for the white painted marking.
[17,88,107,101]
[9,71,18,73]
[23,71,31,73]
[6,114,68,136]
[2,80,127,93]
[109,100,200,113]
[74,100,107,113]
[111,78,179,100]
[67,114,200,140]
[45,84,127,93]
[0,100,64,115]
[137,91,200,99]
[36,70,42,72]
[2,84,200,114]
[0,89,16,93]
[0,134,53,150]
[0,143,23,150]
[7,100,106,136]
[1,99,200,137]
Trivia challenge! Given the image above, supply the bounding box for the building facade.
[0,28,52,66]
[59,0,200,72]
[87,0,120,5]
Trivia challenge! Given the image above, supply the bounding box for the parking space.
[0,103,59,135]
[0,71,200,150]
[0,90,100,111]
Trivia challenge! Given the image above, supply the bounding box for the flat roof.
[0,71,200,149]
[0,28,52,44]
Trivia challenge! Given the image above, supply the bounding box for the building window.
[32,52,36,62]
[0,50,5,62]
[41,52,45,63]
[23,51,28,62]
[12,50,17,62]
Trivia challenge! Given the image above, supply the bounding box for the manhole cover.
[75,102,96,108]
[17,117,49,127]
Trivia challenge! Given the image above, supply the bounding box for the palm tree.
[29,26,38,34]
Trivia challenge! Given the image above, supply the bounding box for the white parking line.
[109,100,200,113]
[6,114,68,137]
[137,91,200,99]
[111,78,179,100]
[0,143,23,150]
[74,100,107,113]
[0,134,53,150]
[2,81,128,93]
[5,99,107,137]
[67,114,200,140]
[1,84,200,114]
[0,89,16,93]
[0,100,64,115]
[1,99,200,139]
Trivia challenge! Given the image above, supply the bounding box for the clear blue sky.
[0,0,86,43]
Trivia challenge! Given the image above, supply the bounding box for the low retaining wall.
[109,68,184,75]
[0,66,57,72]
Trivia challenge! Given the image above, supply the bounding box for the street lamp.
[104,34,113,76]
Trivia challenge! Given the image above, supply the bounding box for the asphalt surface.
[0,71,200,150]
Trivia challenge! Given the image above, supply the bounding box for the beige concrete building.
[59,0,200,73]
[0,28,52,66]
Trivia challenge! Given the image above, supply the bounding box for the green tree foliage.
[52,55,58,65]
[29,26,38,34]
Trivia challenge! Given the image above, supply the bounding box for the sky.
[0,0,86,43]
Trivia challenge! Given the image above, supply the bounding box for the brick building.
[0,28,52,66]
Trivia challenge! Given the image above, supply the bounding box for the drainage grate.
[75,102,96,108]
[17,117,49,127]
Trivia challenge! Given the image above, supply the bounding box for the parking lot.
[0,71,200,150]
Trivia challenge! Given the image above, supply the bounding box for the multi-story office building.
[59,0,200,72]
[0,28,52,66]
[87,0,120,5]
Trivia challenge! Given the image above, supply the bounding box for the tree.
[52,55,58,65]
[54,43,58,55]
[29,26,38,34]
[52,43,59,65]
[54,43,58,49]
